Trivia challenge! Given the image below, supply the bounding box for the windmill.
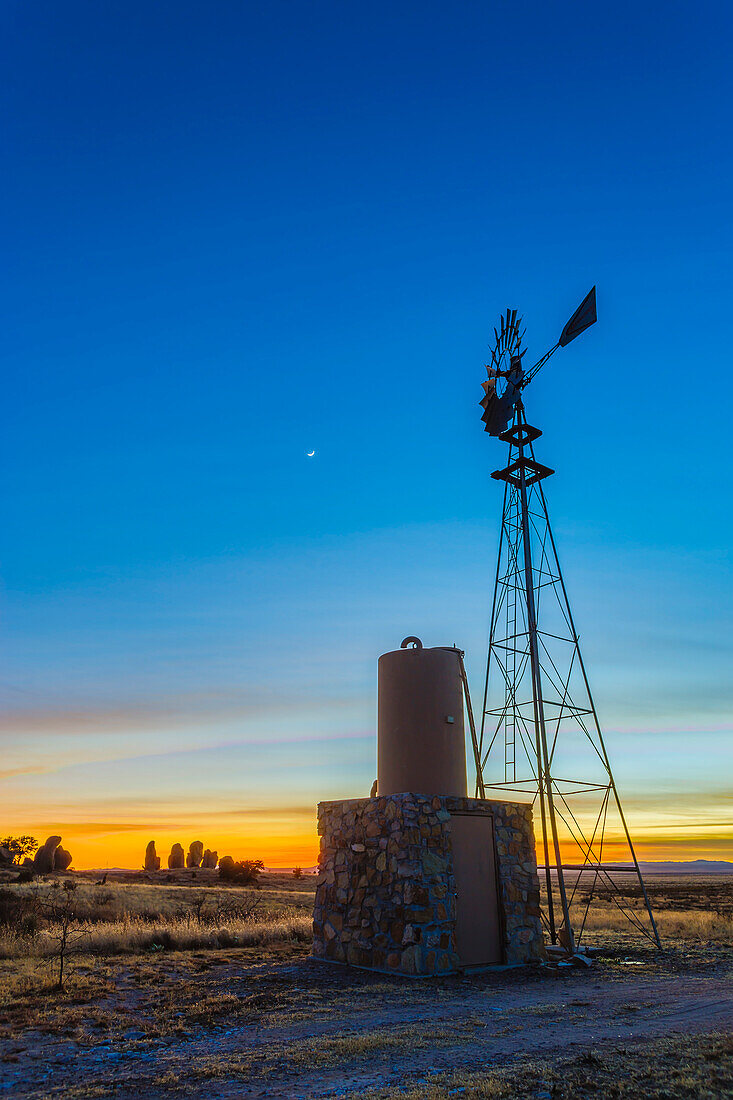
[475,288,661,952]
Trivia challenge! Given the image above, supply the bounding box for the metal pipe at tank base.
[377,639,468,798]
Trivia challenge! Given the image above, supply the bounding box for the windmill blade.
[559,286,597,347]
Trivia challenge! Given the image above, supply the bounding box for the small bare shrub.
[40,882,90,989]
[211,891,264,923]
[189,893,209,925]
[182,890,264,926]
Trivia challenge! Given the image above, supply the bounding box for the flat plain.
[0,871,731,1098]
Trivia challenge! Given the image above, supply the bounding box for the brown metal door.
[450,814,502,966]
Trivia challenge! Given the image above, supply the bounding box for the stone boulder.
[33,836,62,874]
[168,843,185,869]
[54,845,72,871]
[144,841,161,872]
[218,855,235,877]
[202,849,218,869]
[186,840,204,869]
[0,846,12,867]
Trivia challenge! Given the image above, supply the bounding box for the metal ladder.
[504,500,518,782]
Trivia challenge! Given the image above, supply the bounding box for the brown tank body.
[377,639,467,797]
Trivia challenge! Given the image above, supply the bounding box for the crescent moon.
[306,450,315,457]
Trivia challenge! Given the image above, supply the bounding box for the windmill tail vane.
[474,286,661,952]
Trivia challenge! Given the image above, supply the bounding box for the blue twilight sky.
[1,2,732,865]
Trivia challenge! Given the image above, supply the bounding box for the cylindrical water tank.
[377,638,467,797]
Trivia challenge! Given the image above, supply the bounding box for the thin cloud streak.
[0,765,49,779]
[8,822,155,836]
[0,691,361,735]
[0,730,372,784]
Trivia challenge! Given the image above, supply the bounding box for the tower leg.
[516,406,575,951]
[479,479,508,797]
[533,478,662,950]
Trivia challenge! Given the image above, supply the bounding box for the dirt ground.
[1,873,732,1097]
[1,937,732,1099]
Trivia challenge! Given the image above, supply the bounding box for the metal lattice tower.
[474,294,661,951]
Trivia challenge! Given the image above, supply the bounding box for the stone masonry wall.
[313,793,544,975]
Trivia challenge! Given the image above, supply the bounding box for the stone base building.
[313,792,545,975]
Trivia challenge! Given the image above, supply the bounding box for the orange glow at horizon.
[2,811,323,871]
[7,815,733,871]
[16,827,321,871]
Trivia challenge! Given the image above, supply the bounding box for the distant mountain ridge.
[539,859,733,874]
[635,859,733,874]
[580,859,733,875]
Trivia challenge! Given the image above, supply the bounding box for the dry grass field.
[549,871,733,948]
[0,870,731,1098]
[0,870,314,959]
